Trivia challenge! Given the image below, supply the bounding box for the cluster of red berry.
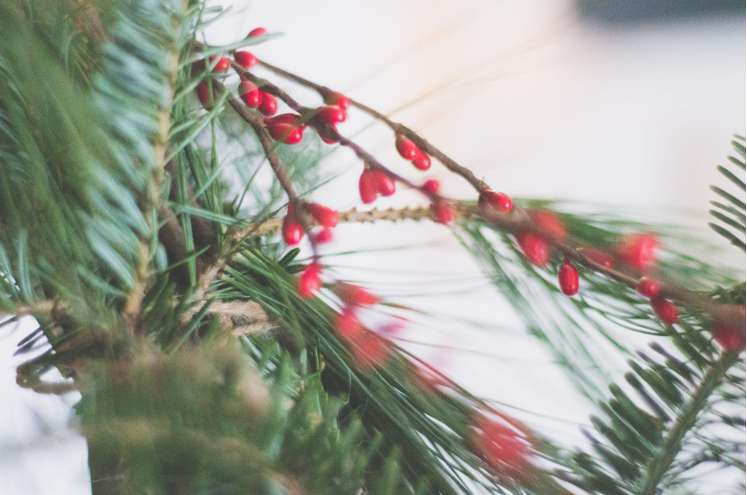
[284,202,339,248]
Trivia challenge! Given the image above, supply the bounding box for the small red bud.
[480,190,512,213]
[516,233,550,266]
[297,264,322,299]
[258,92,278,116]
[195,82,214,109]
[307,203,339,228]
[283,127,304,145]
[395,135,419,160]
[335,307,362,340]
[234,51,258,69]
[315,227,334,243]
[324,91,351,110]
[247,27,267,38]
[433,202,455,225]
[238,81,262,108]
[712,323,745,351]
[558,260,579,296]
[209,55,231,73]
[412,150,431,171]
[316,106,346,125]
[422,179,441,195]
[651,297,678,324]
[637,278,660,298]
[359,169,379,204]
[374,170,396,197]
[617,233,658,270]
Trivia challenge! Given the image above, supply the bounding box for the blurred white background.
[1,0,744,493]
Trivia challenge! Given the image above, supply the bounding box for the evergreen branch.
[637,351,740,495]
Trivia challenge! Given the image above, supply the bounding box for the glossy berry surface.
[395,135,419,160]
[258,92,278,116]
[558,261,579,296]
[283,128,304,145]
[651,297,678,324]
[282,217,303,245]
[422,179,441,195]
[637,278,660,298]
[324,91,351,109]
[316,106,347,125]
[412,150,431,171]
[516,233,550,266]
[481,190,512,212]
[297,264,322,299]
[234,51,258,69]
[210,56,231,73]
[238,81,262,108]
[247,27,267,37]
[374,170,396,197]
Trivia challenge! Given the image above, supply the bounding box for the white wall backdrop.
[0,1,743,493]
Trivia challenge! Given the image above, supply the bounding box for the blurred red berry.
[282,210,303,245]
[195,82,214,109]
[324,91,351,110]
[422,179,441,195]
[712,323,745,351]
[558,259,579,296]
[297,264,322,299]
[585,249,614,269]
[433,202,455,225]
[353,332,389,369]
[307,203,339,228]
[258,92,278,116]
[374,170,396,197]
[637,278,660,298]
[530,210,566,242]
[316,106,347,125]
[651,297,678,324]
[234,51,258,69]
[516,232,550,266]
[209,55,231,73]
[247,27,267,37]
[335,307,362,340]
[617,233,659,270]
[238,81,262,108]
[283,127,304,145]
[315,227,334,243]
[395,135,419,160]
[473,415,530,474]
[335,283,379,307]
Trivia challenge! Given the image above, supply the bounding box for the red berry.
[315,227,334,243]
[335,283,379,307]
[282,216,303,246]
[265,113,302,126]
[395,135,419,160]
[422,179,441,195]
[637,278,660,298]
[651,297,678,324]
[258,92,278,116]
[247,27,267,38]
[267,122,295,141]
[316,106,346,125]
[712,323,745,351]
[412,150,431,171]
[433,202,455,225]
[297,264,322,299]
[283,127,304,145]
[480,190,513,213]
[516,232,550,266]
[335,307,362,340]
[234,51,258,69]
[585,249,614,269]
[374,170,396,197]
[210,55,231,73]
[238,81,262,108]
[558,260,579,296]
[319,125,338,144]
[307,203,339,228]
[359,169,379,204]
[530,211,565,242]
[195,82,214,109]
[353,332,389,369]
[324,91,351,110]
[473,415,530,474]
[617,233,658,270]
